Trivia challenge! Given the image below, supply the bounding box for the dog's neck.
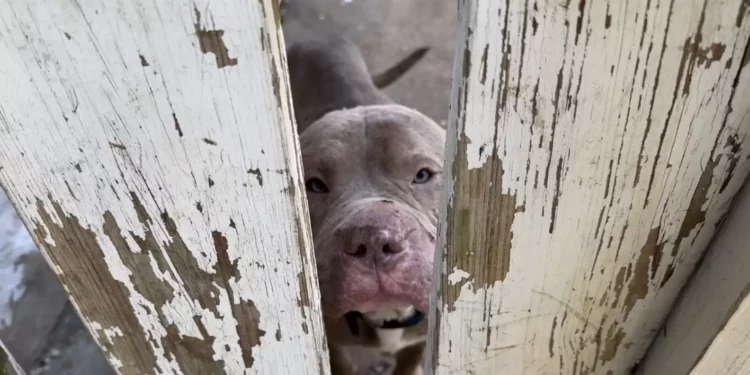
[281,0,393,131]
[334,311,428,354]
[285,35,392,131]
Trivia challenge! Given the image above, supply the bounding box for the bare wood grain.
[0,0,329,373]
[426,0,750,373]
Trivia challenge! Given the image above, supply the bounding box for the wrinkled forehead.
[298,104,445,160]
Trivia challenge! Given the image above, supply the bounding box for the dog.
[280,2,446,374]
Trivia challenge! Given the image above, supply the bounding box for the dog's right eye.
[305,178,329,193]
[413,168,433,184]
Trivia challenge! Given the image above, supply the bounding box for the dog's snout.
[345,227,405,259]
[338,201,411,262]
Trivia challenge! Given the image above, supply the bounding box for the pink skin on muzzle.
[314,199,435,318]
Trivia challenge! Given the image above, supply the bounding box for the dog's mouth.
[344,310,425,336]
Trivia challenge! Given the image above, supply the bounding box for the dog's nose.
[345,227,405,259]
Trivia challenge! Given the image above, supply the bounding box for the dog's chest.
[376,327,404,353]
[375,327,425,354]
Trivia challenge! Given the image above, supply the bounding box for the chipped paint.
[427,0,750,374]
[623,227,663,319]
[661,155,720,287]
[638,164,750,375]
[194,8,238,68]
[0,0,329,373]
[447,267,471,285]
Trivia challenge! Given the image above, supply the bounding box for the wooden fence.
[425,0,750,374]
[0,0,328,373]
[1,0,749,374]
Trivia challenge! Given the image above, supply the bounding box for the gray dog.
[281,2,446,374]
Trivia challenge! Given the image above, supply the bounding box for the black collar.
[345,311,425,337]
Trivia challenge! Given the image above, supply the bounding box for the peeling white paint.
[0,0,328,373]
[88,322,123,343]
[447,267,470,286]
[103,327,123,341]
[427,0,750,374]
[458,3,508,171]
[107,355,124,370]
[639,177,750,374]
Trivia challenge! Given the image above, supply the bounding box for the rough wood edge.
[637,175,750,374]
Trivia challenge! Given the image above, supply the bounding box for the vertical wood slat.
[637,178,750,375]
[0,0,329,374]
[426,0,750,374]
[0,340,24,375]
[688,291,750,375]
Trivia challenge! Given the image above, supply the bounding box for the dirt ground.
[0,0,455,373]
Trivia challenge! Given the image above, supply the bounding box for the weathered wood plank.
[0,339,24,375]
[689,289,750,375]
[0,0,329,374]
[637,178,750,374]
[426,0,750,373]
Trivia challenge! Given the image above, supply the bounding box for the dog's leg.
[391,343,425,375]
[329,344,358,375]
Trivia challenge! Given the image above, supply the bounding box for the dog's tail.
[371,47,430,89]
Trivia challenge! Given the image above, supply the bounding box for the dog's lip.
[322,289,431,319]
[344,310,425,336]
[336,295,422,316]
[352,309,424,325]
[323,302,430,321]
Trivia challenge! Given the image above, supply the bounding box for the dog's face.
[299,104,445,324]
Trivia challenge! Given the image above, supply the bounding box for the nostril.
[353,244,367,257]
[381,241,403,254]
[382,243,392,254]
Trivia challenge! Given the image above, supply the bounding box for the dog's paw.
[362,358,394,375]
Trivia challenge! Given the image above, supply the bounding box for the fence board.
[426,0,750,374]
[688,290,750,375]
[637,178,750,374]
[0,0,329,374]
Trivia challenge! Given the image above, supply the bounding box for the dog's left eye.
[305,178,329,193]
[413,168,433,184]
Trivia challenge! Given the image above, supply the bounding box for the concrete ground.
[0,0,455,374]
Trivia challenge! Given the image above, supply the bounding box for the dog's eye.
[413,168,433,184]
[305,178,329,193]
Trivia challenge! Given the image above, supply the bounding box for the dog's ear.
[371,47,431,89]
